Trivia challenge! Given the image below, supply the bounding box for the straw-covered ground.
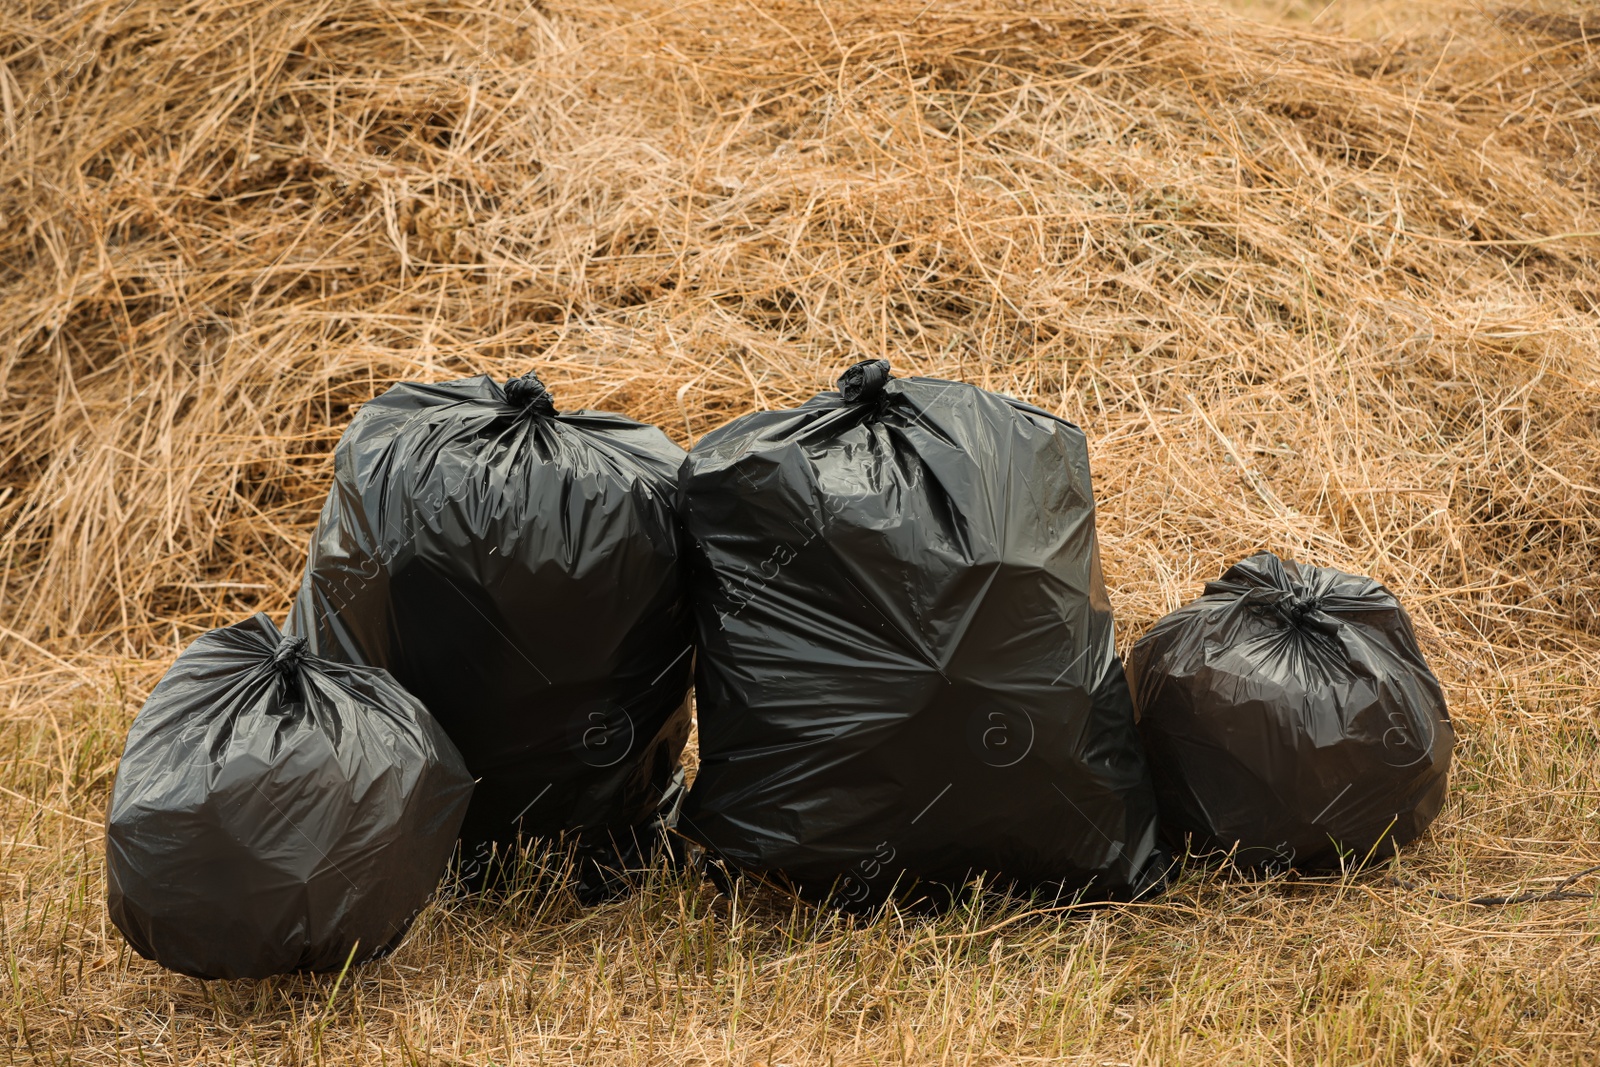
[3,0,1599,1061]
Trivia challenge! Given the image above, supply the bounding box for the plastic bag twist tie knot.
[504,371,558,415]
[838,359,892,404]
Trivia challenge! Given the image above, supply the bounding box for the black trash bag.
[1126,552,1453,870]
[105,613,473,980]
[286,370,693,882]
[678,360,1163,907]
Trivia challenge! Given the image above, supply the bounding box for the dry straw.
[2,0,1598,1062]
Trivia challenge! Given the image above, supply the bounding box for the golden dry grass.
[3,0,1600,1062]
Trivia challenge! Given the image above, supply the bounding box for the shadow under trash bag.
[286,370,694,896]
[677,359,1165,909]
[1126,552,1454,871]
[105,614,474,980]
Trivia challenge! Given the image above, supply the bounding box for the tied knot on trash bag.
[838,359,892,407]
[1242,587,1339,636]
[503,371,557,416]
[1286,595,1320,623]
[270,634,307,673]
[270,634,307,701]
[1278,592,1340,635]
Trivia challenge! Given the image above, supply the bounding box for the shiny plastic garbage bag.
[287,371,692,877]
[1126,552,1453,869]
[105,614,473,980]
[678,360,1162,906]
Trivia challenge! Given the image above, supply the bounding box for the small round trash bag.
[1126,552,1453,870]
[105,613,474,979]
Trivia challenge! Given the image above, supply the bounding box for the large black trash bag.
[105,614,473,980]
[1126,552,1454,870]
[678,360,1163,907]
[286,370,693,881]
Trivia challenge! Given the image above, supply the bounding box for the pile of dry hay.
[3,0,1599,1062]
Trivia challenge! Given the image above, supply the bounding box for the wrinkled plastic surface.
[1126,552,1453,869]
[106,614,473,980]
[678,360,1162,907]
[287,372,692,874]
